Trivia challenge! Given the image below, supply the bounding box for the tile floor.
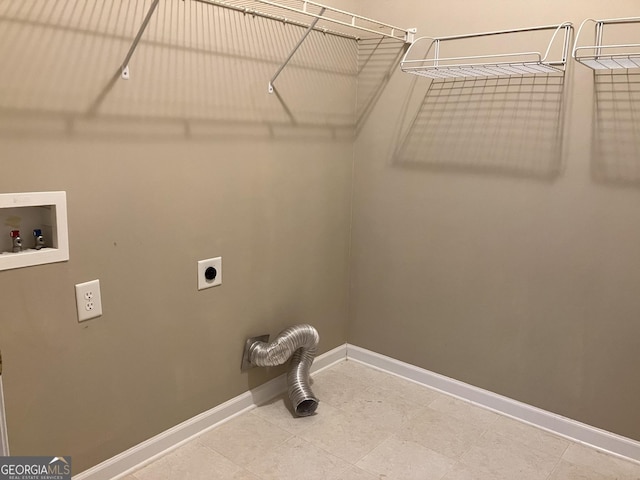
[123,360,640,480]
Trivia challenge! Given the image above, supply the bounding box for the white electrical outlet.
[197,257,222,290]
[75,279,103,322]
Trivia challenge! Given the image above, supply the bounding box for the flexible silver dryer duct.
[247,324,319,417]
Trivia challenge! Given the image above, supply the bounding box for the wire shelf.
[573,17,640,70]
[401,23,573,79]
[194,0,412,42]
[116,0,413,94]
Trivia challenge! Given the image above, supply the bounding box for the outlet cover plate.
[75,279,103,322]
[197,257,222,290]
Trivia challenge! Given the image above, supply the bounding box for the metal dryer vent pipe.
[246,324,319,417]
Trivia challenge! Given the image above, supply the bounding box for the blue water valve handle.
[33,229,44,250]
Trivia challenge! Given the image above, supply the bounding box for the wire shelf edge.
[401,22,573,80]
[573,17,640,70]
[195,0,413,42]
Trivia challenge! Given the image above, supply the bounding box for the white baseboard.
[346,344,640,464]
[73,344,347,480]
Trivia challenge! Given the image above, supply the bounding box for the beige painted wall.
[0,0,355,473]
[3,0,640,473]
[350,0,640,442]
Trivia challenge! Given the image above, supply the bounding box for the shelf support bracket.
[406,28,417,44]
[268,6,326,94]
[120,0,160,80]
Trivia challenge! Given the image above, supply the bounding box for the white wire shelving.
[400,23,573,79]
[194,0,412,42]
[573,17,640,70]
[119,0,413,93]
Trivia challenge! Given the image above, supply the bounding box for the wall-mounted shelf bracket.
[401,22,572,79]
[119,0,160,80]
[406,28,417,44]
[268,6,326,94]
[573,17,640,70]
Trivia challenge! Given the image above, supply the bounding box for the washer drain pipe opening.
[242,324,319,417]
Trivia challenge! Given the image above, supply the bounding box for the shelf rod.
[120,0,160,79]
[268,6,326,94]
[253,0,409,40]
[592,16,640,25]
[433,23,571,42]
[193,0,356,40]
